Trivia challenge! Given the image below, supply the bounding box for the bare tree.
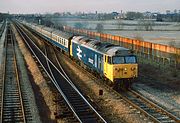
[74,22,84,29]
[96,23,104,33]
[53,21,67,31]
[83,21,89,29]
[137,19,155,31]
[117,19,124,30]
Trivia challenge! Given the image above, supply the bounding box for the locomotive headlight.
[131,67,136,70]
[124,68,127,71]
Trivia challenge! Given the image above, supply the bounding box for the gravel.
[13,25,69,123]
[133,83,180,117]
[56,52,148,123]
[12,24,41,123]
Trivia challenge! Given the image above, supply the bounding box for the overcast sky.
[0,0,179,14]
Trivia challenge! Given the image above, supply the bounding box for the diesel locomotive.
[24,22,138,88]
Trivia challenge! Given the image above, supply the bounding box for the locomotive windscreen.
[112,56,136,64]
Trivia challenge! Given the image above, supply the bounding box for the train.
[23,22,138,88]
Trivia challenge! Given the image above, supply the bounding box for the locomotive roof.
[72,36,132,56]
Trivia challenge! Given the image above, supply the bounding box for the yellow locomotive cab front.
[113,64,138,79]
[104,55,138,87]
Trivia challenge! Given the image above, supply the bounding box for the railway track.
[16,21,180,123]
[0,24,26,122]
[43,42,77,122]
[72,58,180,122]
[122,89,180,123]
[66,55,180,123]
[51,41,180,123]
[14,21,107,123]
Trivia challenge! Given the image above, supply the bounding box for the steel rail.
[15,21,107,123]
[43,42,82,122]
[15,23,82,122]
[129,89,180,123]
[52,42,180,123]
[0,24,26,123]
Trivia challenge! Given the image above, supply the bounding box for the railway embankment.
[55,50,146,123]
[11,24,41,122]
[12,24,59,122]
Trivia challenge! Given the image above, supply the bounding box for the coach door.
[100,56,103,72]
[97,55,103,72]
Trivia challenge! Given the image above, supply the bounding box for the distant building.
[114,13,126,19]
[111,12,119,16]
[166,10,171,14]
[143,11,152,19]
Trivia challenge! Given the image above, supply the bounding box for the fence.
[64,26,180,68]
[0,21,6,37]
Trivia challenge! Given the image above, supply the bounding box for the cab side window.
[108,56,112,64]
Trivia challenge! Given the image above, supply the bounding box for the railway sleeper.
[68,98,84,102]
[70,100,87,106]
[60,111,73,117]
[75,108,94,114]
[3,112,23,116]
[3,119,24,122]
[5,91,19,97]
[160,120,176,123]
[157,116,171,120]
[67,93,82,96]
[69,97,83,101]
[63,90,76,93]
[74,103,89,108]
[3,115,23,119]
[143,108,156,113]
[3,109,22,113]
[25,113,33,118]
[3,104,21,108]
[80,115,97,121]
[60,105,69,110]
[5,92,19,95]
[4,98,21,101]
[73,105,90,110]
[139,104,148,108]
